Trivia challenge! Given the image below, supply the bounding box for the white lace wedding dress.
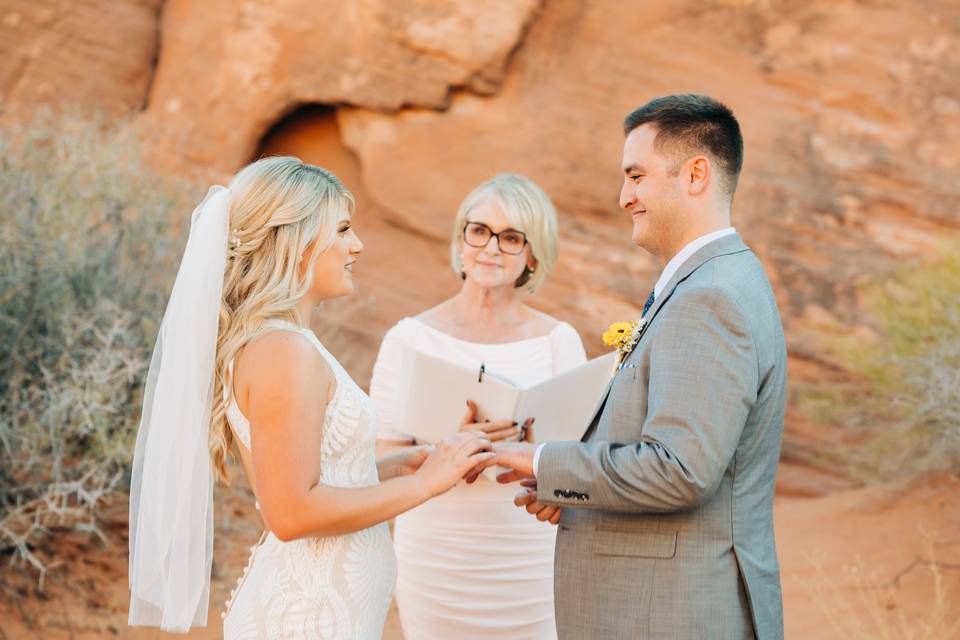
[222,321,397,639]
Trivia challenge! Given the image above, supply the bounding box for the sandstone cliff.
[2,0,958,477]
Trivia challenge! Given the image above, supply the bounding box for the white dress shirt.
[532,227,736,477]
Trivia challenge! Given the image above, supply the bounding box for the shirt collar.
[652,227,736,300]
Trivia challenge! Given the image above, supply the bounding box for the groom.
[496,94,786,639]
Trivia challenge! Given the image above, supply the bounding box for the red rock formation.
[0,0,161,122]
[2,0,959,467]
[138,0,540,167]
[260,0,960,394]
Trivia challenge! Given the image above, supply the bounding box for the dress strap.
[261,318,304,333]
[224,319,311,449]
[224,319,303,390]
[260,321,347,394]
[225,320,342,434]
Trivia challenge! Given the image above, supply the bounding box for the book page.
[513,352,616,442]
[395,347,522,444]
[395,347,616,445]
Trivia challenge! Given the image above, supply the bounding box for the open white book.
[394,346,617,445]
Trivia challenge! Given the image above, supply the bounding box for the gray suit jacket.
[538,234,786,640]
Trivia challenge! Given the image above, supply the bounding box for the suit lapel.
[640,233,749,328]
[580,234,751,443]
[580,382,612,442]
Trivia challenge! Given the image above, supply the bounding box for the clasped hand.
[397,399,523,489]
[457,401,536,484]
[398,404,560,525]
[492,433,562,526]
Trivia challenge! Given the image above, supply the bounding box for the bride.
[128,157,496,638]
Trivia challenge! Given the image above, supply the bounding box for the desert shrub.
[798,246,960,480]
[0,113,195,584]
[859,249,960,475]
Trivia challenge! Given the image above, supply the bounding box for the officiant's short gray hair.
[450,173,559,294]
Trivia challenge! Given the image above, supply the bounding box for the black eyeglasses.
[462,221,528,255]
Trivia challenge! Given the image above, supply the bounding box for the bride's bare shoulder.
[235,330,333,396]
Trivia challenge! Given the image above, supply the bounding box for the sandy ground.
[1,472,957,639]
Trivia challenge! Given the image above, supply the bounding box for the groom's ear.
[686,155,711,197]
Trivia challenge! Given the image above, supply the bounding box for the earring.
[515,265,535,288]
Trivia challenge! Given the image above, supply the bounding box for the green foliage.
[802,245,960,479]
[862,250,960,475]
[0,113,195,582]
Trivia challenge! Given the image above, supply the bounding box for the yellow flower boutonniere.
[602,318,648,365]
[602,321,637,351]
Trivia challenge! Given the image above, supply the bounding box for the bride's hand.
[414,431,495,497]
[459,400,520,442]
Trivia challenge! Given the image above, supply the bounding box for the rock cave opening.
[256,103,363,192]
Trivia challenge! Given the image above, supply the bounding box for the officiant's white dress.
[222,321,397,640]
[370,317,586,640]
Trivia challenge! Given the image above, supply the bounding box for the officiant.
[369,173,586,639]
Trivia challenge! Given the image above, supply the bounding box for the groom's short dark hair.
[623,94,743,198]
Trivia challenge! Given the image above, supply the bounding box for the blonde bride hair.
[210,156,355,482]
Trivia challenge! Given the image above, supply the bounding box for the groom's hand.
[493,440,537,483]
[515,480,561,525]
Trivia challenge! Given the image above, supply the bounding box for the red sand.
[1,473,957,639]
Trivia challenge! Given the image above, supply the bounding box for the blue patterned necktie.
[641,290,656,318]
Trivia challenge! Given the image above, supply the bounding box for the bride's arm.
[240,331,493,541]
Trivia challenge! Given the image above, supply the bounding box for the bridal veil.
[128,186,230,632]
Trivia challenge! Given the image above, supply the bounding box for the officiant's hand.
[515,480,561,525]
[459,400,521,442]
